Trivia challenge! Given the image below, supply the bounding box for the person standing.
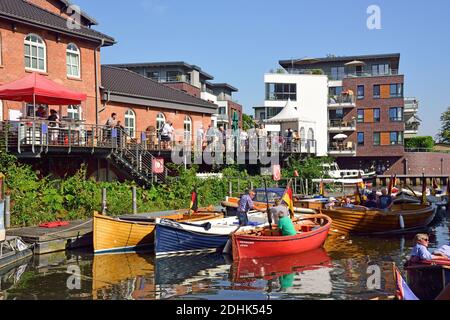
[47,109,60,144]
[237,190,257,226]
[196,124,205,150]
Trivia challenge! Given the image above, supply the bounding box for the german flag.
[282,181,295,219]
[319,181,325,197]
[388,175,397,196]
[190,189,199,213]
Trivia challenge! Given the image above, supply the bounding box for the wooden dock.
[6,220,93,255]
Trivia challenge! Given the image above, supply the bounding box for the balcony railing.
[328,95,356,106]
[153,75,191,84]
[328,119,357,131]
[328,143,357,155]
[275,68,401,80]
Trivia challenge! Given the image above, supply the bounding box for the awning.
[0,73,87,105]
[265,100,315,124]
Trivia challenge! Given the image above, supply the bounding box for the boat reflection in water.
[230,249,333,296]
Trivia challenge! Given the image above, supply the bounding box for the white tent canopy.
[265,100,315,124]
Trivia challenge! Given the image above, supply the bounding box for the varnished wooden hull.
[93,211,222,254]
[321,204,436,235]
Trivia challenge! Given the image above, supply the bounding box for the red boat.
[231,214,332,260]
[231,248,332,285]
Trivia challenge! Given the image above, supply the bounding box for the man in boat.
[410,234,442,263]
[237,190,262,226]
[378,188,393,210]
[270,199,289,225]
[277,211,297,236]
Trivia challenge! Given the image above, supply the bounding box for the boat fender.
[399,215,405,230]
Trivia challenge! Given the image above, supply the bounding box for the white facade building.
[263,73,329,157]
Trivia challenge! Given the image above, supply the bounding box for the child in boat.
[278,211,297,236]
[410,234,441,263]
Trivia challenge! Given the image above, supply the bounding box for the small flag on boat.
[355,182,362,205]
[388,175,397,196]
[282,181,295,219]
[190,189,199,213]
[395,267,419,300]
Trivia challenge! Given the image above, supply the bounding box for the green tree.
[437,107,450,143]
[405,136,435,151]
[242,114,256,131]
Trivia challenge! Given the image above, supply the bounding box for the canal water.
[1,211,448,300]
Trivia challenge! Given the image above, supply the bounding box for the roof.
[0,0,115,45]
[57,0,98,26]
[265,100,315,124]
[206,82,238,92]
[105,61,214,80]
[280,53,400,68]
[101,66,218,112]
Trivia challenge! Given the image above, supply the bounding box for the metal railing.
[328,143,357,153]
[328,119,357,129]
[273,68,401,79]
[328,95,356,105]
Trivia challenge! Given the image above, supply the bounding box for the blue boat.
[155,215,268,257]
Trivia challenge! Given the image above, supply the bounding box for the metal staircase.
[111,128,170,186]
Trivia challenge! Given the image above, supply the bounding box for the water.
[1,212,448,300]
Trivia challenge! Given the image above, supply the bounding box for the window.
[329,86,343,96]
[372,64,390,75]
[66,43,80,78]
[24,34,46,72]
[307,129,314,141]
[357,109,365,123]
[373,132,381,146]
[300,128,306,141]
[67,105,81,120]
[124,109,136,138]
[374,108,381,123]
[390,84,403,98]
[373,85,380,99]
[266,83,297,101]
[331,67,345,80]
[147,71,159,81]
[336,108,344,119]
[184,116,192,141]
[166,71,182,82]
[389,107,404,122]
[26,104,48,117]
[358,132,365,146]
[357,85,365,99]
[390,131,404,145]
[218,106,227,115]
[156,113,165,132]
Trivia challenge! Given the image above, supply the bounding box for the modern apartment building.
[404,97,421,138]
[270,53,409,173]
[261,73,329,157]
[106,62,243,129]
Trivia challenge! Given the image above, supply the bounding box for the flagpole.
[263,178,272,230]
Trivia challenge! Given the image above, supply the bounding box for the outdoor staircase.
[110,128,170,186]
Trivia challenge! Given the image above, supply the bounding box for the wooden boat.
[232,214,332,260]
[405,259,450,300]
[320,203,436,235]
[93,209,223,254]
[231,248,331,284]
[154,212,269,257]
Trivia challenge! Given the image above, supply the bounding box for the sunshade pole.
[33,93,36,120]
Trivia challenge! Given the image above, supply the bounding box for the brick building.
[0,0,115,123]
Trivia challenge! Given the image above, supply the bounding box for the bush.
[405,136,435,150]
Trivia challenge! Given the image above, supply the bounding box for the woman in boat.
[410,234,443,263]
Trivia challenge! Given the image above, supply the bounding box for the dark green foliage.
[405,136,435,150]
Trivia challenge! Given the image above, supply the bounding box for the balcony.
[328,95,356,109]
[153,75,191,84]
[215,114,229,123]
[277,68,400,80]
[404,97,419,114]
[328,143,357,157]
[328,119,357,132]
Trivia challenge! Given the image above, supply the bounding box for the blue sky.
[76,0,450,137]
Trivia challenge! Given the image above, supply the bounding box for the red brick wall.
[389,153,450,176]
[103,101,212,141]
[163,82,201,99]
[343,75,405,157]
[0,19,101,123]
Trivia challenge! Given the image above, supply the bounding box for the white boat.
[322,163,376,180]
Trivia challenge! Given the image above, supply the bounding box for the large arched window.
[300,127,306,141]
[184,116,192,141]
[308,128,315,141]
[125,109,136,138]
[66,43,80,78]
[156,113,166,132]
[24,34,46,72]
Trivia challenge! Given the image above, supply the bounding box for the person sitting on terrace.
[35,106,47,118]
[410,234,442,263]
[277,210,297,237]
[378,188,393,210]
